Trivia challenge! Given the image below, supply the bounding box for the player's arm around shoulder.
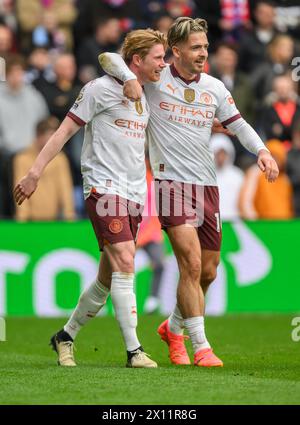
[99,52,167,101]
[13,117,81,206]
[98,52,142,101]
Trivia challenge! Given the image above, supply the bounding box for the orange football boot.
[194,348,223,367]
[157,319,191,365]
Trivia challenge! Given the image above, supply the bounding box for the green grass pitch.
[0,315,300,405]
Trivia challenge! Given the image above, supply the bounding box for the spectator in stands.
[152,13,174,36]
[17,0,77,52]
[165,0,194,20]
[76,18,122,79]
[13,117,75,221]
[77,64,99,86]
[260,74,300,145]
[144,1,165,12]
[194,0,254,50]
[211,134,244,221]
[238,0,279,74]
[287,122,300,217]
[0,23,13,56]
[250,34,295,104]
[210,41,255,125]
[0,54,48,218]
[0,54,48,155]
[73,0,144,47]
[25,47,55,85]
[273,0,300,42]
[31,9,68,53]
[0,0,17,32]
[34,52,80,122]
[239,140,294,219]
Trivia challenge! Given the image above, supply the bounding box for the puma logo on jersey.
[167,84,178,95]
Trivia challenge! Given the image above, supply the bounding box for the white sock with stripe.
[168,305,184,335]
[110,272,140,352]
[183,316,211,354]
[64,279,110,340]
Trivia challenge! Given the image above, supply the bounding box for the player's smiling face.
[174,32,209,75]
[139,43,166,82]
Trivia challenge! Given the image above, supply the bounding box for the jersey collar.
[170,63,200,85]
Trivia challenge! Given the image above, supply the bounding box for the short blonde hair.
[122,29,167,64]
[168,17,208,48]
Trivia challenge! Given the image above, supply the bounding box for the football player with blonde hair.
[14,29,167,368]
[99,16,279,368]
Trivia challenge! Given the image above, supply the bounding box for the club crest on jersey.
[135,100,143,115]
[109,219,123,234]
[200,92,212,105]
[184,88,195,103]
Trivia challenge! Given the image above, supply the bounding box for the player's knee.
[201,267,217,288]
[116,251,134,273]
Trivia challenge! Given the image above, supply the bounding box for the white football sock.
[168,305,184,335]
[183,316,211,353]
[64,279,110,340]
[110,272,140,352]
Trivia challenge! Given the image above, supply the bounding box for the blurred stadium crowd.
[0,0,300,222]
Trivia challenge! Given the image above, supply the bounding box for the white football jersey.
[68,76,150,204]
[145,64,241,186]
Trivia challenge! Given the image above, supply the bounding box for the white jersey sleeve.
[227,118,269,155]
[99,53,137,82]
[68,80,107,126]
[215,82,241,125]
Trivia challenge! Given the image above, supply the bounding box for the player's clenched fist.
[13,172,39,205]
[257,149,279,183]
